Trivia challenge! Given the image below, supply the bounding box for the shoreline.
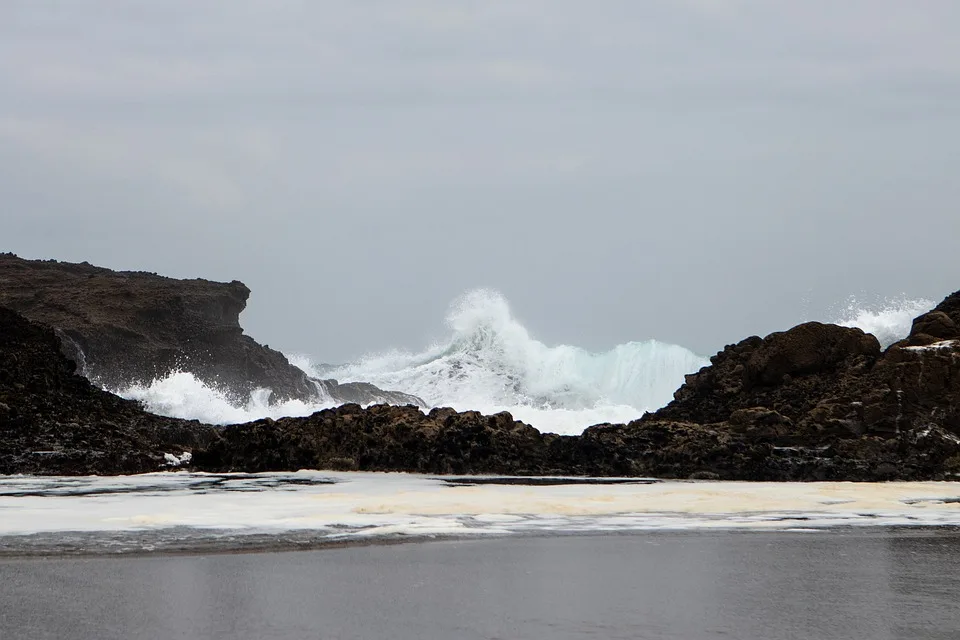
[4,525,960,561]
[4,471,960,557]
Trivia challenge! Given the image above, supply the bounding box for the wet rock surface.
[0,253,422,407]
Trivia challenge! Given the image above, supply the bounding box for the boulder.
[742,322,880,387]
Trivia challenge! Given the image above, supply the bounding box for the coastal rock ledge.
[2,256,960,480]
[0,254,422,407]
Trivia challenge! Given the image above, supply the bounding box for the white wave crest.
[834,297,934,348]
[312,289,708,433]
[112,290,936,435]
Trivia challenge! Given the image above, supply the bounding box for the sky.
[2,1,959,363]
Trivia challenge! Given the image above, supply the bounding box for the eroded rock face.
[0,254,423,408]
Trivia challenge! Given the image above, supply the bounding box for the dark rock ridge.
[0,253,422,407]
[4,270,960,480]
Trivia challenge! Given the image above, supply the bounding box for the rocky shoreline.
[3,254,960,480]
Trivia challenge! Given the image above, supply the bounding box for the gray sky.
[2,1,959,362]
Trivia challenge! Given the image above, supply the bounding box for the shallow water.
[3,531,960,640]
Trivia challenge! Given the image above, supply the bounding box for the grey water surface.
[2,530,959,640]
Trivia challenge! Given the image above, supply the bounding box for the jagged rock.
[0,254,423,407]
[193,404,553,475]
[661,323,881,426]
[313,379,424,408]
[742,322,880,387]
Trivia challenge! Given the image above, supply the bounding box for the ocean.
[115,289,933,435]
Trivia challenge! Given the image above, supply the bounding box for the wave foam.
[834,297,934,348]
[4,473,960,554]
[115,290,934,434]
[313,289,708,433]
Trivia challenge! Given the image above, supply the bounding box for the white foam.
[2,473,960,547]
[113,291,935,434]
[317,289,706,434]
[835,297,934,348]
[114,290,706,434]
[902,340,960,352]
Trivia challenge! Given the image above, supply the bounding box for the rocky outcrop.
[658,322,882,426]
[0,254,423,407]
[194,405,554,475]
[0,307,214,475]
[313,379,424,408]
[5,262,960,480]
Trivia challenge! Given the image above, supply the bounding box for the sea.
[117,289,933,435]
[4,291,957,639]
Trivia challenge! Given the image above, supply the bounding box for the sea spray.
[119,371,332,425]
[117,290,933,434]
[833,296,934,348]
[317,289,708,429]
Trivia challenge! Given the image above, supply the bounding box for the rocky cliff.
[0,254,421,407]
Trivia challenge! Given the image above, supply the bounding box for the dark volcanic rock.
[0,307,215,475]
[194,405,554,475]
[659,322,881,426]
[0,254,423,407]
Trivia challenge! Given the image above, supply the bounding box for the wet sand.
[3,530,960,640]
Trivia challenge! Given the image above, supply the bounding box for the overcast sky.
[2,1,959,362]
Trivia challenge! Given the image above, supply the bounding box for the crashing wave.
[304,289,708,432]
[118,290,932,435]
[833,296,934,348]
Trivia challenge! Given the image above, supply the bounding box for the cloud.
[2,0,959,361]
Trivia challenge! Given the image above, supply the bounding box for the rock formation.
[0,254,422,407]
[3,251,960,481]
